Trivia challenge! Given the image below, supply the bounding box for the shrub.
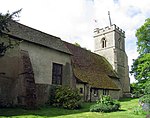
[133,106,150,115]
[144,80,150,95]
[133,106,144,115]
[90,95,120,112]
[139,95,150,104]
[48,86,82,109]
[90,103,120,112]
[138,81,150,112]
[97,95,113,104]
[47,85,59,105]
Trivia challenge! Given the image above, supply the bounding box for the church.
[0,20,130,107]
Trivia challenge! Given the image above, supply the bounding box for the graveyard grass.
[0,98,148,118]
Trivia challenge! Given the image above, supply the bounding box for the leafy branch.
[0,9,22,56]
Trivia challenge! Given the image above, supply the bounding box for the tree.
[136,18,150,55]
[130,18,150,96]
[74,42,91,51]
[0,9,21,56]
[131,54,150,82]
[74,42,81,47]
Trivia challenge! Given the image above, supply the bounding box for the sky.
[0,0,150,83]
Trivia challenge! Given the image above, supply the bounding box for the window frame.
[103,89,109,95]
[101,38,106,48]
[80,88,83,94]
[52,63,63,85]
[93,89,98,97]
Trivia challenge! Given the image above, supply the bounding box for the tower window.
[102,38,106,48]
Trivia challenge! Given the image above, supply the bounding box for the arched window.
[102,38,106,48]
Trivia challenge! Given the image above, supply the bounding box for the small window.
[52,63,63,85]
[102,38,106,48]
[93,89,98,96]
[80,88,83,94]
[103,89,109,95]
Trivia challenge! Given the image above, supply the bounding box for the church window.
[93,89,98,97]
[52,63,63,85]
[102,38,106,48]
[103,89,109,95]
[80,88,83,94]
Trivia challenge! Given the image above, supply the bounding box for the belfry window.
[102,38,106,48]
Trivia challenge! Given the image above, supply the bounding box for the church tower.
[94,25,130,97]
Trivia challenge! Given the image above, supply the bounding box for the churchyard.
[0,98,149,118]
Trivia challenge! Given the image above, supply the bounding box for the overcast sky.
[1,0,150,83]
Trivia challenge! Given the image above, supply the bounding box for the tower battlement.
[94,24,125,37]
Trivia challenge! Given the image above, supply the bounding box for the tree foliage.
[131,54,150,82]
[136,18,150,55]
[0,9,21,56]
[130,18,150,96]
[74,42,81,47]
[0,9,21,36]
[74,42,91,51]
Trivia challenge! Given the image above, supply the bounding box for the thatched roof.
[6,21,71,55]
[64,42,119,90]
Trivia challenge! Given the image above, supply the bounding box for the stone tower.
[93,24,130,97]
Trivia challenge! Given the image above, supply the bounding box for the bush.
[139,95,150,104]
[90,103,120,112]
[97,95,113,104]
[47,85,59,105]
[133,106,144,115]
[48,86,82,109]
[90,95,120,112]
[133,106,150,116]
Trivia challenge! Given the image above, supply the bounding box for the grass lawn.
[0,98,148,118]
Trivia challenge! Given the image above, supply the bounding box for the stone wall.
[0,43,20,107]
[0,76,13,107]
[17,50,36,108]
[19,41,72,86]
[0,37,73,107]
[109,90,120,99]
[90,89,120,101]
[35,84,50,105]
[18,41,73,105]
[76,82,120,102]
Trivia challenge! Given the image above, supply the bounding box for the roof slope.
[64,42,119,90]
[7,21,71,54]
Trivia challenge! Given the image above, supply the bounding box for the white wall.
[20,41,72,85]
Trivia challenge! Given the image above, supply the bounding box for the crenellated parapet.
[94,24,125,37]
